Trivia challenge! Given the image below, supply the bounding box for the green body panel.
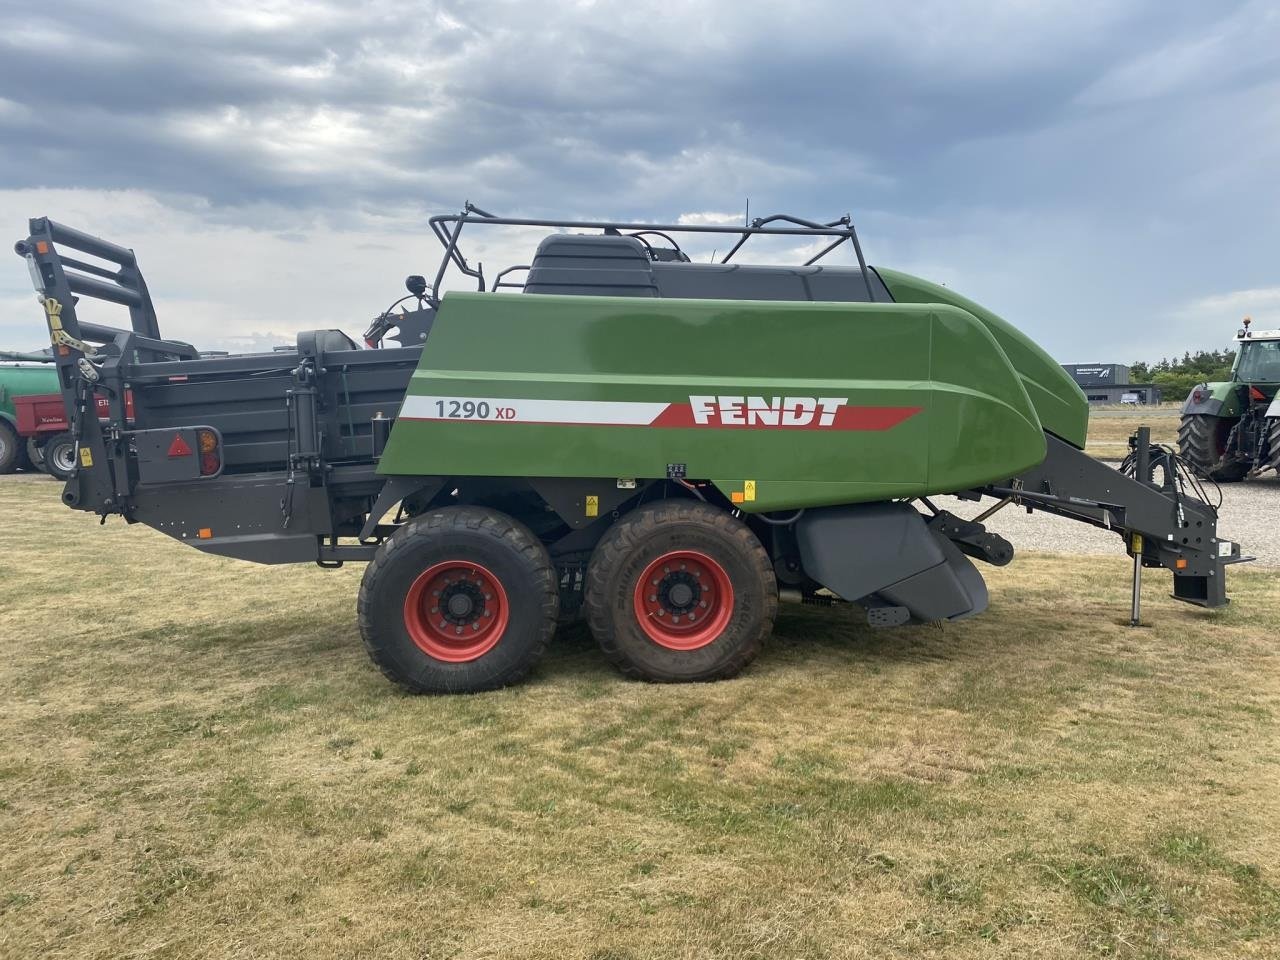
[379,293,1049,511]
[876,268,1089,448]
[0,363,58,425]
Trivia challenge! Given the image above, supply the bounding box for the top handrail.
[424,202,877,303]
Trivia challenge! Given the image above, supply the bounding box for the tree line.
[1129,350,1235,401]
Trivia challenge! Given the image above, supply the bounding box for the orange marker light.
[1176,558,1188,570]
[198,528,212,539]
[36,240,49,254]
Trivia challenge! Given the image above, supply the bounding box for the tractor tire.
[0,421,18,474]
[1266,418,1280,476]
[1178,414,1248,483]
[42,433,78,481]
[585,500,776,683]
[27,437,48,473]
[357,506,559,694]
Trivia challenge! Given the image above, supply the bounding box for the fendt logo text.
[401,394,922,432]
[688,395,848,428]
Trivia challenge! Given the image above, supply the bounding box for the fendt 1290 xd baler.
[14,207,1247,693]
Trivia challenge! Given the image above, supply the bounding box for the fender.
[1181,381,1243,418]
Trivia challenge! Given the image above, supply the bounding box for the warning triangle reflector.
[167,433,193,458]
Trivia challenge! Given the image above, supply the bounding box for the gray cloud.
[1,0,1277,360]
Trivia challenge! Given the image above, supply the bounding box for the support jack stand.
[1128,532,1146,628]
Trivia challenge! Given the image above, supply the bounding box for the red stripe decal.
[650,403,922,431]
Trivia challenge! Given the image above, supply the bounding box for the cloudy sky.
[1,0,1277,360]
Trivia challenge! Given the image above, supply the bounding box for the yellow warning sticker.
[585,495,599,518]
[744,480,757,502]
[1131,533,1143,552]
[79,447,93,468]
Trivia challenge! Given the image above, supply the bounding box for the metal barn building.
[1061,363,1163,405]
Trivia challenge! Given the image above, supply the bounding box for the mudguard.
[1181,381,1242,418]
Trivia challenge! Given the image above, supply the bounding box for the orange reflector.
[730,491,745,504]
[197,527,212,539]
[167,433,193,458]
[36,240,49,254]
[1176,558,1188,570]
[57,345,69,355]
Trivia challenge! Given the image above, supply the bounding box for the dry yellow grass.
[1,474,1278,960]
[1085,405,1182,460]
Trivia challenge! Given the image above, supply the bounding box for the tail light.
[197,428,221,476]
[1191,388,1206,404]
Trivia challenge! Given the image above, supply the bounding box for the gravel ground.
[932,473,1280,567]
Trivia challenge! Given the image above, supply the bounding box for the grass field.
[1084,404,1182,461]
[2,474,1278,960]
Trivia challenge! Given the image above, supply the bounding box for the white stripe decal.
[400,394,669,426]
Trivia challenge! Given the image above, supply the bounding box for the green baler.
[15,208,1246,693]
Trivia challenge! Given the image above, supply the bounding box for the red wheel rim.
[633,550,734,650]
[403,561,509,663]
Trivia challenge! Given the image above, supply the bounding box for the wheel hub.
[443,582,481,621]
[665,577,697,610]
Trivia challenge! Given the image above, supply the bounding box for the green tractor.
[1178,318,1280,481]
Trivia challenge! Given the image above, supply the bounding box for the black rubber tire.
[1266,417,1280,475]
[357,506,559,694]
[26,437,48,473]
[0,421,18,474]
[1178,414,1248,482]
[15,435,34,472]
[42,433,78,481]
[584,500,776,683]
